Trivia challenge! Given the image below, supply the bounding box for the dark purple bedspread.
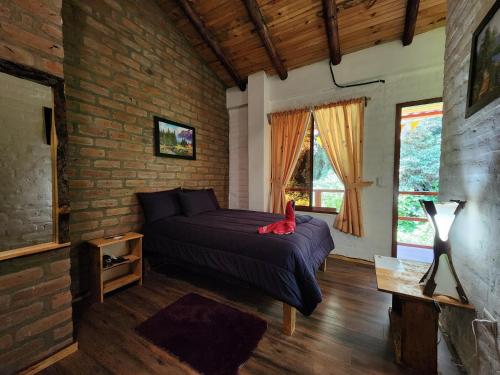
[143,209,334,315]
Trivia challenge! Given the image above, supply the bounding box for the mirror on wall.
[0,72,55,251]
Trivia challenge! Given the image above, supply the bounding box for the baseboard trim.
[329,254,374,268]
[20,342,78,375]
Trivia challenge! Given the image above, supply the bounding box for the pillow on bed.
[182,188,220,209]
[178,190,218,217]
[137,187,182,223]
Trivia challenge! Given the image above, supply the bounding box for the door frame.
[392,97,443,257]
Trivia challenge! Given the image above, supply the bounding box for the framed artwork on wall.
[154,116,196,160]
[465,0,500,118]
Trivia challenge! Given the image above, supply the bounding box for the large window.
[285,117,343,213]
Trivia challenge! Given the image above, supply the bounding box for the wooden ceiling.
[157,0,446,88]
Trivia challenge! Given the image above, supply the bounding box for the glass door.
[393,99,443,263]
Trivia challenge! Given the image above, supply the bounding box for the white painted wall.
[228,106,249,209]
[226,28,446,260]
[247,72,271,211]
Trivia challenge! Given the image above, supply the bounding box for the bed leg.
[283,303,296,336]
[320,258,327,272]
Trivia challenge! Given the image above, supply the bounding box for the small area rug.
[136,293,267,375]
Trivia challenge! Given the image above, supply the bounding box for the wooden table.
[374,255,473,374]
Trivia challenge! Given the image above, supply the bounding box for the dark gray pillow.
[182,188,220,209]
[137,187,181,223]
[178,190,218,217]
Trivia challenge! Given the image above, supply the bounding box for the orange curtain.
[313,99,371,236]
[269,109,311,214]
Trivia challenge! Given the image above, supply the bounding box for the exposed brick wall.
[0,1,74,373]
[0,247,73,374]
[0,0,64,77]
[439,0,500,373]
[62,0,229,295]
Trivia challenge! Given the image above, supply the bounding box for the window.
[285,117,344,213]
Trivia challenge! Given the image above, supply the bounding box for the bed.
[142,207,334,335]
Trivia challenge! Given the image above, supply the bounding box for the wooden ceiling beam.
[242,0,288,80]
[402,0,420,46]
[322,0,342,65]
[175,0,247,90]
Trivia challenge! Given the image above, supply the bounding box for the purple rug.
[136,293,267,375]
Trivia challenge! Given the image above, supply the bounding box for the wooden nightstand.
[374,255,473,374]
[88,232,143,303]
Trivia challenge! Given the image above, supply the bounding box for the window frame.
[286,116,340,215]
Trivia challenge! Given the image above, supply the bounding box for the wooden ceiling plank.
[402,0,420,46]
[322,0,342,65]
[243,0,288,79]
[175,0,247,90]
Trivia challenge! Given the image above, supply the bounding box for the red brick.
[96,180,123,188]
[16,308,72,342]
[11,276,71,306]
[68,135,94,145]
[94,118,122,130]
[101,218,119,227]
[94,160,120,169]
[106,207,132,216]
[69,179,94,189]
[53,322,73,340]
[49,259,71,276]
[0,294,10,310]
[91,199,119,208]
[80,148,105,158]
[0,268,43,291]
[51,291,72,309]
[0,334,13,351]
[80,81,110,97]
[0,302,43,329]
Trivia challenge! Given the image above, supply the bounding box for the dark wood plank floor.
[42,259,462,374]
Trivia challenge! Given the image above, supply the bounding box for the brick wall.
[62,0,229,295]
[439,0,500,373]
[0,248,73,374]
[0,0,64,78]
[0,1,74,373]
[0,72,54,251]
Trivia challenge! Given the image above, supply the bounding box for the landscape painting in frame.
[154,117,196,160]
[466,1,500,117]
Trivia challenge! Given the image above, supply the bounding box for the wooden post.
[314,190,322,207]
[322,0,342,65]
[402,0,420,46]
[176,0,247,90]
[401,299,438,373]
[283,303,296,335]
[320,258,327,272]
[242,0,288,80]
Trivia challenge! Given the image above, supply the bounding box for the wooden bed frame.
[282,257,327,335]
[145,254,328,337]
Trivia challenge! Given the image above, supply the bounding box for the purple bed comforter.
[143,209,334,315]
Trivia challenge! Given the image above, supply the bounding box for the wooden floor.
[42,259,462,375]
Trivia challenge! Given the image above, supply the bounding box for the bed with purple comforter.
[143,209,334,315]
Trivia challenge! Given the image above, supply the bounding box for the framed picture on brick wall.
[154,116,196,160]
[465,1,500,118]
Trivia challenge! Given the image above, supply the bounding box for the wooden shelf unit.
[88,232,143,303]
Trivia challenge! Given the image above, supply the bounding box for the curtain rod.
[267,96,371,125]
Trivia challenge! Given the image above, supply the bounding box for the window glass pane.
[285,122,311,207]
[397,219,434,247]
[399,109,442,192]
[312,121,343,209]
